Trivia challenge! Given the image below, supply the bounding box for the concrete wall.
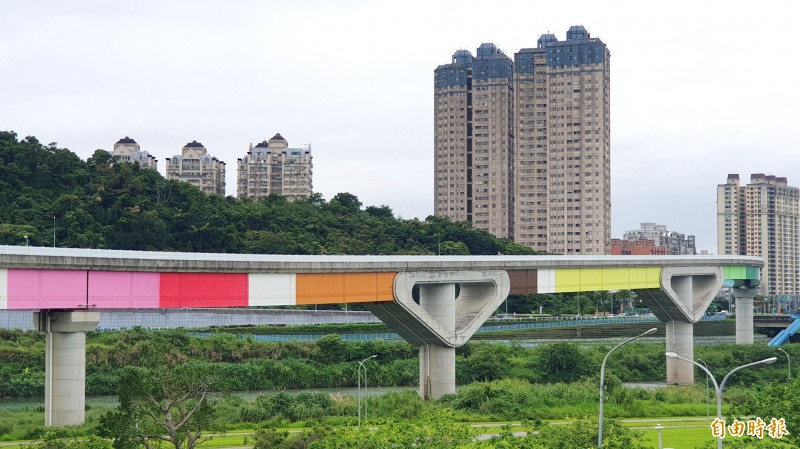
[0,309,380,331]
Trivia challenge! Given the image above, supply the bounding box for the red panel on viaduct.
[159,273,248,308]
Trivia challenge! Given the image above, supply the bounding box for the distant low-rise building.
[237,133,313,200]
[610,238,669,255]
[111,137,158,170]
[611,223,696,255]
[165,141,226,195]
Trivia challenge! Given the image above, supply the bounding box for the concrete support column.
[732,288,757,344]
[419,284,455,332]
[419,344,456,399]
[419,284,456,399]
[34,311,100,427]
[46,332,87,426]
[665,320,694,385]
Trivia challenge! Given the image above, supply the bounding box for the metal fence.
[190,332,404,342]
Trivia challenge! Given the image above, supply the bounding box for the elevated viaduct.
[0,246,762,426]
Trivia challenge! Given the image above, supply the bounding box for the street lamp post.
[24,235,28,246]
[655,424,664,449]
[357,355,377,428]
[697,358,710,420]
[777,348,791,381]
[598,327,657,448]
[610,293,614,316]
[665,352,777,449]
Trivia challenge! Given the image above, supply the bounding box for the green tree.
[243,230,304,254]
[329,192,362,212]
[0,223,37,245]
[535,342,590,383]
[365,204,394,220]
[465,344,510,381]
[530,418,647,449]
[314,334,349,364]
[98,364,220,449]
[439,240,470,255]
[87,149,114,168]
[613,290,638,313]
[731,376,800,447]
[252,427,291,449]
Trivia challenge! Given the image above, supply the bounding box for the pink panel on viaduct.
[7,270,88,309]
[88,271,160,308]
[7,270,162,310]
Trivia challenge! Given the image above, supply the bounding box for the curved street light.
[598,327,657,448]
[357,354,377,428]
[665,352,776,449]
[777,348,791,381]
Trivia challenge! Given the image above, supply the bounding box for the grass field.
[1,418,789,449]
[626,417,714,448]
[629,417,795,449]
[1,418,794,449]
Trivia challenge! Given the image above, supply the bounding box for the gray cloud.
[2,0,798,253]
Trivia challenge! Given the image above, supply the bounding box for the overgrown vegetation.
[250,413,647,449]
[732,375,800,447]
[0,328,792,398]
[0,131,538,255]
[0,380,769,448]
[1,328,796,447]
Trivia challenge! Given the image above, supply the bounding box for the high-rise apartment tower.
[237,133,313,201]
[717,174,800,296]
[434,26,611,254]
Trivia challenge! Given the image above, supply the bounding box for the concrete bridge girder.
[0,246,763,427]
[365,270,510,348]
[638,266,723,323]
[636,266,723,385]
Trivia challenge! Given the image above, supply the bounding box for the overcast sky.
[2,1,798,253]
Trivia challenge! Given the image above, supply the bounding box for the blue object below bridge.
[768,313,800,347]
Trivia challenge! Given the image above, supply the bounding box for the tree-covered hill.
[0,131,538,255]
